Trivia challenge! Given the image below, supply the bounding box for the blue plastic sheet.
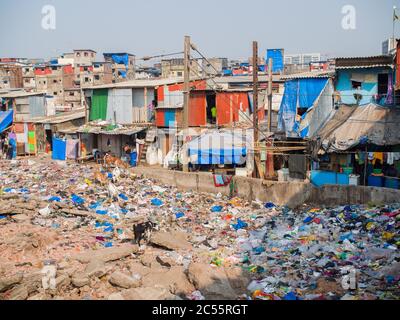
[278,79,328,136]
[211,206,223,213]
[278,80,299,133]
[52,137,66,161]
[188,148,246,165]
[232,219,248,231]
[0,110,13,133]
[111,54,129,67]
[151,198,163,206]
[298,79,327,109]
[266,49,284,73]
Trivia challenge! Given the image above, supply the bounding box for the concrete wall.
[132,167,400,208]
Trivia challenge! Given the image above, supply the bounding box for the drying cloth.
[66,139,79,160]
[213,174,233,187]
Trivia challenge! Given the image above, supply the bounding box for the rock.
[140,252,157,268]
[72,273,90,288]
[22,271,42,294]
[156,255,177,268]
[224,267,251,293]
[128,262,152,277]
[7,285,29,300]
[27,292,48,300]
[187,263,237,300]
[151,230,192,251]
[84,260,107,278]
[0,273,23,293]
[12,214,31,223]
[112,287,181,300]
[73,245,138,263]
[142,266,195,295]
[108,292,125,300]
[109,271,141,289]
[56,274,71,288]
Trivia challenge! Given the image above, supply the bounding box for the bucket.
[129,152,138,167]
[349,174,360,186]
[368,175,383,187]
[384,177,399,189]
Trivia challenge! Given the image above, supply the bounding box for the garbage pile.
[0,156,399,300]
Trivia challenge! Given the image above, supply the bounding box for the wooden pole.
[182,35,191,172]
[267,58,273,133]
[252,41,260,178]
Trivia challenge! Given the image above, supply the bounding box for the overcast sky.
[0,0,398,62]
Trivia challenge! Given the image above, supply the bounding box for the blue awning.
[188,147,247,165]
[0,110,13,133]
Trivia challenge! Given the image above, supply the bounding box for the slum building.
[103,53,136,82]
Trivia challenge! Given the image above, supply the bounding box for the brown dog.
[93,167,108,185]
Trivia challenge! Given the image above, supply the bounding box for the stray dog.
[94,169,108,185]
[104,154,129,169]
[133,221,156,246]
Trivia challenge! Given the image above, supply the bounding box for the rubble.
[0,156,399,300]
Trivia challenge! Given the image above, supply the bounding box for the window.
[84,66,88,71]
[84,52,88,57]
[69,92,75,96]
[85,77,89,82]
[53,92,58,95]
[3,80,8,84]
[177,71,183,77]
[352,81,362,90]
[76,52,81,57]
[378,74,389,95]
[51,66,57,71]
[53,79,57,83]
[91,53,94,57]
[94,75,100,80]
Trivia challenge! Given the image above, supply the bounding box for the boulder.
[84,260,107,278]
[73,245,138,263]
[142,266,194,295]
[7,285,29,300]
[187,263,237,300]
[72,273,90,288]
[150,230,191,251]
[109,286,181,300]
[0,273,23,293]
[108,271,141,289]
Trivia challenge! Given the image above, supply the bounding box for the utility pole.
[252,41,260,179]
[182,35,191,172]
[267,58,273,133]
[265,58,274,179]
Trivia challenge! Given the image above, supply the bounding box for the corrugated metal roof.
[280,70,335,80]
[0,91,46,98]
[29,108,85,124]
[335,55,393,69]
[335,64,393,69]
[85,77,190,90]
[76,124,147,136]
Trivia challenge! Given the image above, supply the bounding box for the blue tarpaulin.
[111,54,129,67]
[278,78,328,135]
[298,79,327,109]
[278,80,299,134]
[52,137,66,161]
[188,148,246,165]
[266,49,284,73]
[118,70,127,78]
[0,110,13,133]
